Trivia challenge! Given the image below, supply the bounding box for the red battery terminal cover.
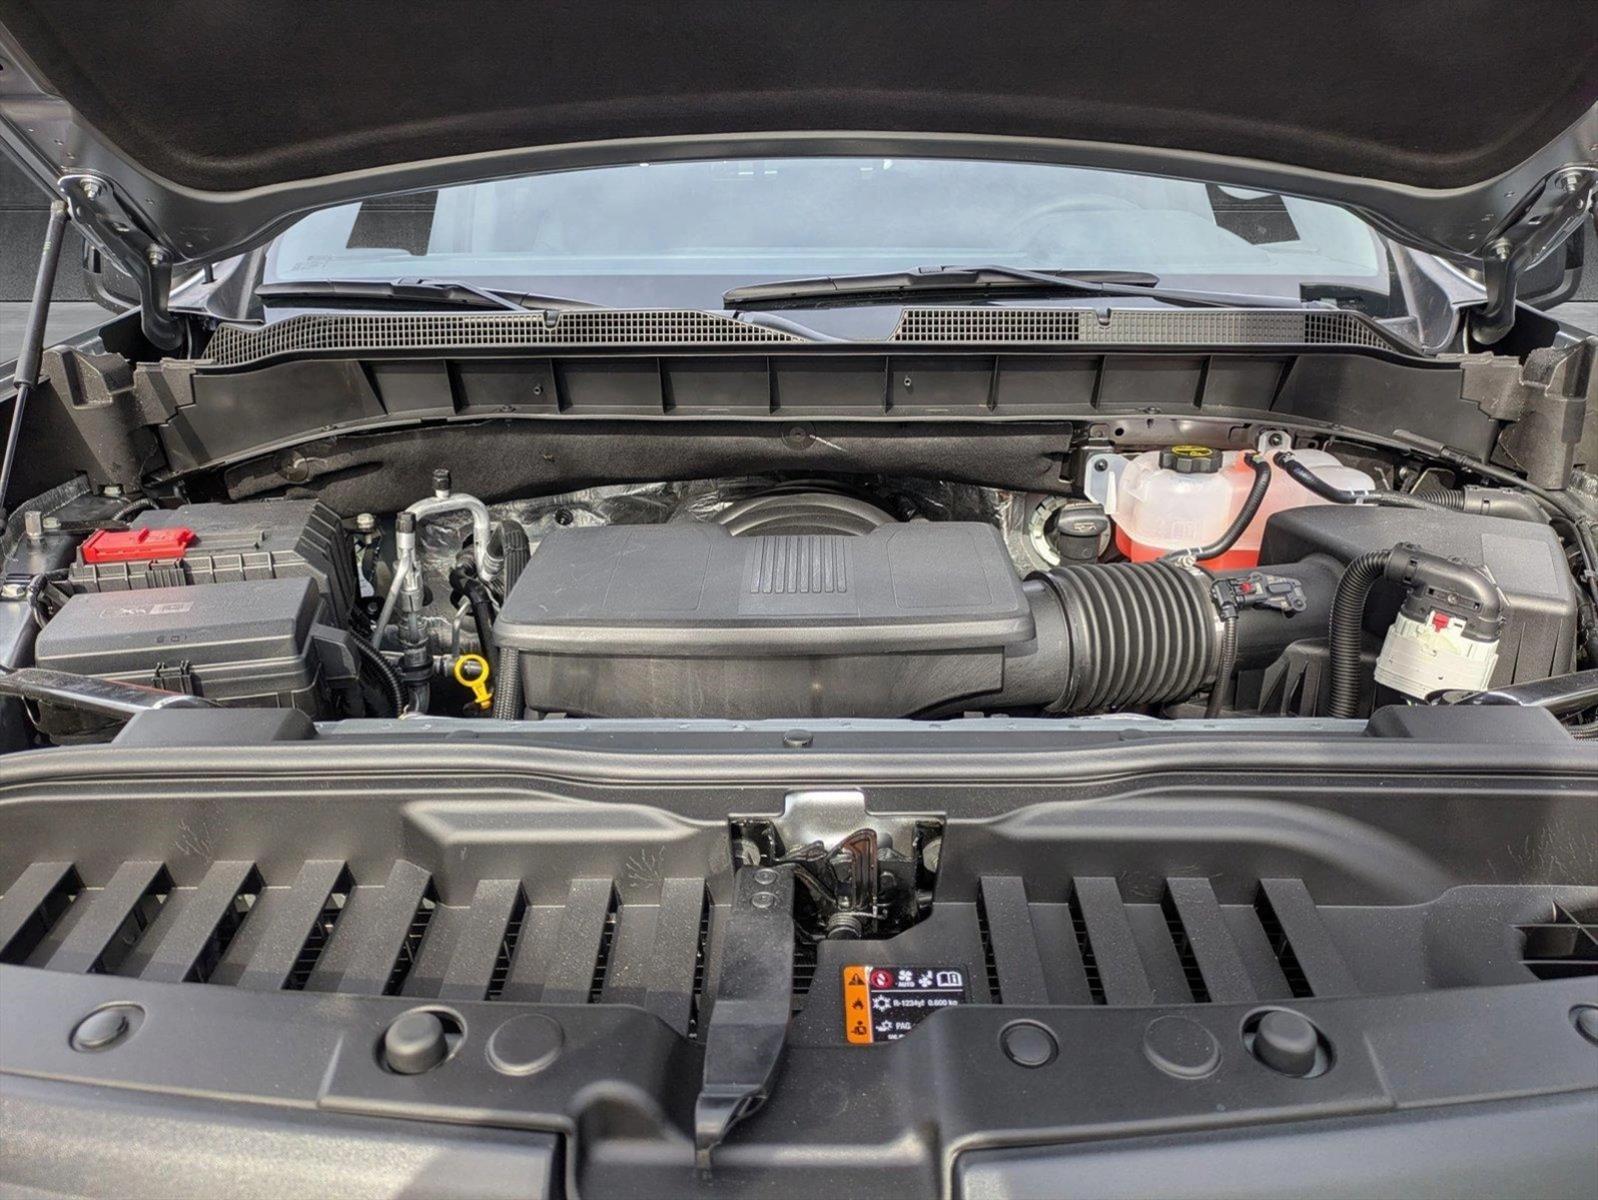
[81,526,195,564]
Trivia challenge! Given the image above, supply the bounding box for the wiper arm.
[724,265,1306,310]
[256,278,599,312]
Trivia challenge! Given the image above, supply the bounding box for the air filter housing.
[495,522,1033,718]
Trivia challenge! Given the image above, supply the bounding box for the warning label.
[842,964,968,1044]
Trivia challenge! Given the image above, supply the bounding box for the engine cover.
[494,522,1034,718]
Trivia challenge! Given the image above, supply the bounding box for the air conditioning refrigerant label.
[842,964,968,1044]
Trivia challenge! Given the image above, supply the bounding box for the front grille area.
[6,851,1588,1025]
[0,856,713,1037]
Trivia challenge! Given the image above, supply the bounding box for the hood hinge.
[1471,166,1596,346]
[55,173,185,352]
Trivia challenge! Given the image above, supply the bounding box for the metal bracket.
[1471,166,1596,346]
[1460,337,1596,489]
[55,173,184,352]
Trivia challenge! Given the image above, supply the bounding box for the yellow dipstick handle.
[453,653,493,710]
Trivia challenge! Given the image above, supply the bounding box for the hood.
[1,1,1595,272]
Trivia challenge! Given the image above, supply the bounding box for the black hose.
[1273,452,1453,513]
[1412,485,1547,524]
[351,633,405,718]
[111,498,156,523]
[1328,550,1391,718]
[1164,453,1271,563]
[1412,486,1463,510]
[450,572,497,664]
[1206,613,1238,718]
[492,645,523,720]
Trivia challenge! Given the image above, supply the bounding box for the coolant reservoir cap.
[1158,445,1221,474]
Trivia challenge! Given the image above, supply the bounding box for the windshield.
[266,158,1389,309]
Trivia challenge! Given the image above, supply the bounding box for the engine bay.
[2,428,1592,742]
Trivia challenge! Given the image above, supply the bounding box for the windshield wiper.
[256,278,599,312]
[724,265,1307,311]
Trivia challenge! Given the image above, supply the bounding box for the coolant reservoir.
[1112,446,1374,567]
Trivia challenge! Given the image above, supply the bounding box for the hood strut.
[56,173,184,352]
[1472,166,1596,346]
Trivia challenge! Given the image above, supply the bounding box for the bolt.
[782,729,812,748]
[751,891,777,909]
[1574,1005,1598,1047]
[71,1005,141,1052]
[1488,238,1513,262]
[146,245,168,267]
[78,178,102,201]
[753,867,778,885]
[22,511,43,542]
[355,512,377,534]
[432,468,451,497]
[1555,169,1586,194]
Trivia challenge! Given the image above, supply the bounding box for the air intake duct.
[995,561,1224,713]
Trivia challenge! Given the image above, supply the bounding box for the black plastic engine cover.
[495,522,1034,717]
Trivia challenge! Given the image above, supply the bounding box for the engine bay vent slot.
[1517,902,1598,980]
[13,850,1583,1011]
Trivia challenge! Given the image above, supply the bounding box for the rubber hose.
[1413,486,1547,523]
[1034,560,1221,713]
[352,633,405,718]
[1165,453,1271,563]
[1370,492,1456,513]
[493,646,523,720]
[459,578,496,664]
[1412,486,1466,511]
[1327,549,1391,719]
[1206,613,1238,718]
[1273,452,1453,514]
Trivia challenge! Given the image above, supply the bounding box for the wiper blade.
[724,265,1306,311]
[256,278,599,312]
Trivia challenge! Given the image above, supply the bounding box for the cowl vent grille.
[890,306,1409,351]
[204,309,804,366]
[199,305,1413,367]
